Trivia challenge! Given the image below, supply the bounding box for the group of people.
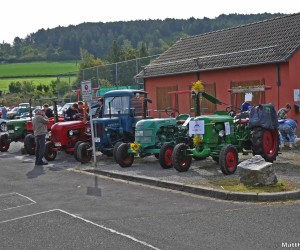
[64,98,103,121]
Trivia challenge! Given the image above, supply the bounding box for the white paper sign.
[224,122,231,135]
[245,92,253,102]
[189,120,205,134]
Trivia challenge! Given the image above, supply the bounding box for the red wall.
[145,50,300,123]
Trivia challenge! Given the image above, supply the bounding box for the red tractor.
[43,105,92,163]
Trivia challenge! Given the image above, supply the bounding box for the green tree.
[8,81,22,93]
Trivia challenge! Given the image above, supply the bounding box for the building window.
[230,79,266,109]
[156,85,178,111]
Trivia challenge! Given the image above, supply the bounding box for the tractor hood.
[194,115,234,123]
[135,118,177,130]
[51,121,87,132]
[6,117,31,126]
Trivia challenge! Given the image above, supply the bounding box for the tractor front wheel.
[0,134,9,152]
[172,143,192,172]
[77,142,92,163]
[251,127,279,162]
[159,142,174,169]
[219,144,238,175]
[113,141,123,163]
[116,143,134,168]
[44,141,57,161]
[24,133,35,155]
[73,141,83,161]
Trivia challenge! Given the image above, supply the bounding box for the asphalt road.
[0,142,299,250]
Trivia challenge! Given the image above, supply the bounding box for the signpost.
[81,81,97,167]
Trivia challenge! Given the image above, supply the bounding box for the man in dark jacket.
[43,103,54,118]
[92,97,103,118]
[64,103,80,121]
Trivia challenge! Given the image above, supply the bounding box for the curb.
[85,169,300,202]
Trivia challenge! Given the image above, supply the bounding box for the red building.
[137,13,300,123]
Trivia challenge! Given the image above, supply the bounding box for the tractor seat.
[176,114,190,125]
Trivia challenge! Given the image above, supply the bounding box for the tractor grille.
[7,124,14,130]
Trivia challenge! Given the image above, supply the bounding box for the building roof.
[137,13,300,79]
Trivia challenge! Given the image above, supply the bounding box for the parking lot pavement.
[2,141,300,202]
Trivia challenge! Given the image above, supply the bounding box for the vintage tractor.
[115,114,191,168]
[0,117,31,152]
[43,104,92,163]
[89,89,152,159]
[172,88,279,174]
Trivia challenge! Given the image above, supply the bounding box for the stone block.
[237,155,277,186]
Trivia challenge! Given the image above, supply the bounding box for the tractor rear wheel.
[24,133,35,155]
[44,141,57,161]
[113,141,123,163]
[0,134,9,152]
[159,142,174,169]
[251,127,279,162]
[116,143,134,168]
[172,143,192,172]
[73,141,83,161]
[219,144,238,175]
[77,142,92,163]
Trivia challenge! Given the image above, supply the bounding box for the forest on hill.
[0,13,283,63]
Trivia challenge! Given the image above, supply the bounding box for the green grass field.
[0,61,79,77]
[0,61,78,92]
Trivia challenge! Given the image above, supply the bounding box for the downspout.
[276,63,281,108]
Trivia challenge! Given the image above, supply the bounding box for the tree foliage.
[0,14,283,63]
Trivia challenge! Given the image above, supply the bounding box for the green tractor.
[115,113,190,168]
[172,103,279,174]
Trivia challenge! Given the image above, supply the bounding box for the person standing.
[93,97,103,118]
[277,103,292,119]
[43,103,54,118]
[32,109,49,166]
[1,106,7,119]
[279,118,298,149]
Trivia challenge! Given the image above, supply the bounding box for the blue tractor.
[85,89,152,158]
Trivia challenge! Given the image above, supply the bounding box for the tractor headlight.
[68,130,78,136]
[219,130,225,137]
[86,128,91,133]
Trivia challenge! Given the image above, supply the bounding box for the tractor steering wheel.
[226,105,240,117]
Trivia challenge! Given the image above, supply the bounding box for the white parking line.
[0,192,36,211]
[0,209,161,250]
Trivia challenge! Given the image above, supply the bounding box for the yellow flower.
[191,80,205,93]
[193,135,202,146]
[130,143,140,153]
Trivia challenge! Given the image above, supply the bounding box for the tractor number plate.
[8,130,14,134]
[54,142,61,147]
[94,137,100,142]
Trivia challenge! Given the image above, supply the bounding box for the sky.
[1,0,299,44]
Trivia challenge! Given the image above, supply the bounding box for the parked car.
[7,107,31,119]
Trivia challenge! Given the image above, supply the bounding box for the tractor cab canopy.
[103,90,149,118]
